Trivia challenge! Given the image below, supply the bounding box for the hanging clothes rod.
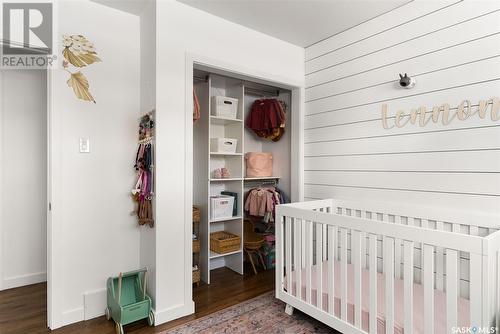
[245,87,280,97]
[244,177,280,187]
[193,75,208,82]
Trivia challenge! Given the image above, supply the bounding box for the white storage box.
[210,195,235,220]
[211,138,238,154]
[211,96,238,119]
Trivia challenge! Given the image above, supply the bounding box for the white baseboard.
[61,307,84,327]
[84,288,107,320]
[2,271,46,290]
[154,300,195,325]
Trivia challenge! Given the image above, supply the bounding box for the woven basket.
[193,239,200,253]
[193,206,200,223]
[192,269,200,284]
[210,231,241,254]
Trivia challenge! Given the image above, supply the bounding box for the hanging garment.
[138,199,154,227]
[133,141,155,226]
[193,90,201,122]
[246,98,286,142]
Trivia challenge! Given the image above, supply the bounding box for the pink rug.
[164,291,337,334]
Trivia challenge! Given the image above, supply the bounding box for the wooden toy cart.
[105,268,154,334]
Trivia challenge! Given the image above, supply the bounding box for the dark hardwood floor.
[0,267,275,334]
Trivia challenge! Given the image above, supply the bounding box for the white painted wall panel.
[306,9,500,87]
[306,33,500,101]
[306,2,500,73]
[304,0,500,217]
[305,0,457,61]
[305,80,500,129]
[307,55,500,114]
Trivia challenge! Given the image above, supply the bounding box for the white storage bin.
[211,96,238,119]
[211,138,238,153]
[210,195,235,220]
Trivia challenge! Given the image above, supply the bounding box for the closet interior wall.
[193,68,291,285]
[0,69,47,290]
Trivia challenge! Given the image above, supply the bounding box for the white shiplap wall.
[304,0,500,216]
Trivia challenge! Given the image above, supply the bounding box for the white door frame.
[47,67,63,329]
[184,53,304,308]
[0,64,3,293]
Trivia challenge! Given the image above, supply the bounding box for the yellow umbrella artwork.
[62,35,101,103]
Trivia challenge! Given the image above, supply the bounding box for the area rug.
[163,291,336,334]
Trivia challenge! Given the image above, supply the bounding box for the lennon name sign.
[381,96,500,129]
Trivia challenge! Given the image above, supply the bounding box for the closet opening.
[0,67,49,328]
[191,64,293,313]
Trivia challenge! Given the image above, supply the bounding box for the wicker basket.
[193,206,200,223]
[192,269,200,285]
[210,231,241,254]
[193,239,200,253]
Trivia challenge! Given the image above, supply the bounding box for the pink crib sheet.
[288,260,470,334]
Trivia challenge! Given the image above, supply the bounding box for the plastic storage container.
[211,138,238,154]
[210,195,235,220]
[211,96,238,119]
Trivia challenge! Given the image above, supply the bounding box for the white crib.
[276,199,500,334]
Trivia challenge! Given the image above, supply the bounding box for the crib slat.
[286,217,292,297]
[404,240,414,334]
[322,224,327,261]
[423,244,434,334]
[316,222,323,310]
[334,225,339,261]
[446,249,458,332]
[294,218,302,300]
[320,208,327,262]
[276,213,284,293]
[469,253,482,328]
[369,233,377,334]
[394,216,402,279]
[327,225,335,314]
[306,221,313,304]
[361,230,367,269]
[435,221,444,291]
[340,228,348,321]
[353,230,362,328]
[384,237,395,334]
[301,221,306,273]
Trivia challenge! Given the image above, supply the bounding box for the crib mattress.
[288,260,470,334]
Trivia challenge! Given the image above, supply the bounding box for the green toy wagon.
[105,268,154,334]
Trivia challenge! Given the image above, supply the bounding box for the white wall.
[304,0,500,216]
[139,0,157,308]
[0,69,47,290]
[49,0,141,328]
[154,0,304,324]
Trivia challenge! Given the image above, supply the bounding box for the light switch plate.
[79,137,90,153]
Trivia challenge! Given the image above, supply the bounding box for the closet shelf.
[210,152,243,156]
[210,249,242,259]
[210,115,243,125]
[210,178,243,182]
[244,176,280,181]
[210,216,242,223]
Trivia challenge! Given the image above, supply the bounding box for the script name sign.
[381,96,500,129]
